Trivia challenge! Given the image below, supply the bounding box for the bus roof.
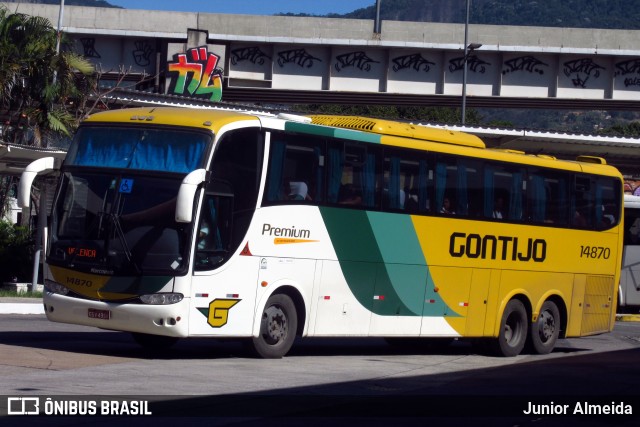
[80,107,622,178]
[308,115,486,149]
[83,106,260,131]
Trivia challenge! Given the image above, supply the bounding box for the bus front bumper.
[43,292,190,337]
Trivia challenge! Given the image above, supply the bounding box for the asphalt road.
[0,314,639,426]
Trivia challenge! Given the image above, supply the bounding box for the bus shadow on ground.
[0,330,589,360]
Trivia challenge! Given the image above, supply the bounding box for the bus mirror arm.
[18,157,61,208]
[175,168,208,223]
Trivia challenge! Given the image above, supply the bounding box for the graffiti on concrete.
[449,55,490,73]
[563,58,605,88]
[277,48,321,68]
[614,58,640,88]
[132,41,154,67]
[231,46,271,66]
[168,46,223,102]
[502,56,548,75]
[80,38,101,58]
[392,53,436,73]
[335,51,380,72]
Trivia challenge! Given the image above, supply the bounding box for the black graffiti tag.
[335,51,380,72]
[502,56,548,75]
[449,55,490,73]
[132,41,153,67]
[563,58,605,88]
[392,53,435,73]
[231,46,271,66]
[80,38,101,58]
[277,49,321,68]
[614,59,640,87]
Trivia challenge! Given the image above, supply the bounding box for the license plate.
[88,308,111,320]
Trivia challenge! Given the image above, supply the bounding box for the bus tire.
[492,299,528,357]
[131,332,179,350]
[529,300,560,354]
[251,294,298,359]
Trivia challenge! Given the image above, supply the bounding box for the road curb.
[0,298,45,315]
[0,303,45,315]
[616,314,640,322]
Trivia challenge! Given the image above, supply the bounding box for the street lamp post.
[461,0,481,125]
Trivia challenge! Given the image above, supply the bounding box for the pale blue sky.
[106,0,375,15]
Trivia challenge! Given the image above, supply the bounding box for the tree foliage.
[341,0,640,30]
[0,7,94,147]
[0,219,33,282]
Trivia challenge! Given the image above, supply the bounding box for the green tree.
[0,219,33,282]
[0,7,94,147]
[599,121,640,137]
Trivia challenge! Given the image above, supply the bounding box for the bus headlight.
[44,279,70,296]
[139,293,184,305]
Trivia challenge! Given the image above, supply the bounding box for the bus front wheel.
[250,294,298,359]
[492,299,528,357]
[529,301,560,354]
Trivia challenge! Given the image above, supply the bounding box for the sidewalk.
[0,297,45,314]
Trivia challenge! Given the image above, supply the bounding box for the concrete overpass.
[2,2,640,175]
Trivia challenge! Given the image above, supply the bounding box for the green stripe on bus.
[320,207,451,316]
[100,275,171,294]
[285,122,382,144]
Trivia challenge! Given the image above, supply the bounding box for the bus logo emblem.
[197,299,241,328]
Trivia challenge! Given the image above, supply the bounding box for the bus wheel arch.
[250,286,305,359]
[491,296,530,357]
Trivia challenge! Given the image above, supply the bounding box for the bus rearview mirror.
[175,169,208,223]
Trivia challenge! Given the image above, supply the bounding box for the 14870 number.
[580,245,610,259]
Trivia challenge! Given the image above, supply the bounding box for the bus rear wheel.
[492,299,528,357]
[250,294,298,359]
[529,301,560,354]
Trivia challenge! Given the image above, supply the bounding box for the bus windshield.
[66,126,210,173]
[49,171,192,276]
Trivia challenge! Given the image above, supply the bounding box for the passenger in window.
[405,188,419,213]
[493,197,506,219]
[602,205,615,227]
[338,184,362,206]
[573,208,588,227]
[289,181,311,201]
[440,197,455,215]
[197,219,211,250]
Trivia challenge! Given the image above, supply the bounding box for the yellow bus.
[19,107,623,358]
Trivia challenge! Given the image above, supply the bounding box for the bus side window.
[595,177,621,230]
[382,149,431,214]
[434,155,481,218]
[264,134,324,205]
[195,192,232,270]
[329,142,378,209]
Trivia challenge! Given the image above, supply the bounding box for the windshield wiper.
[107,212,141,274]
